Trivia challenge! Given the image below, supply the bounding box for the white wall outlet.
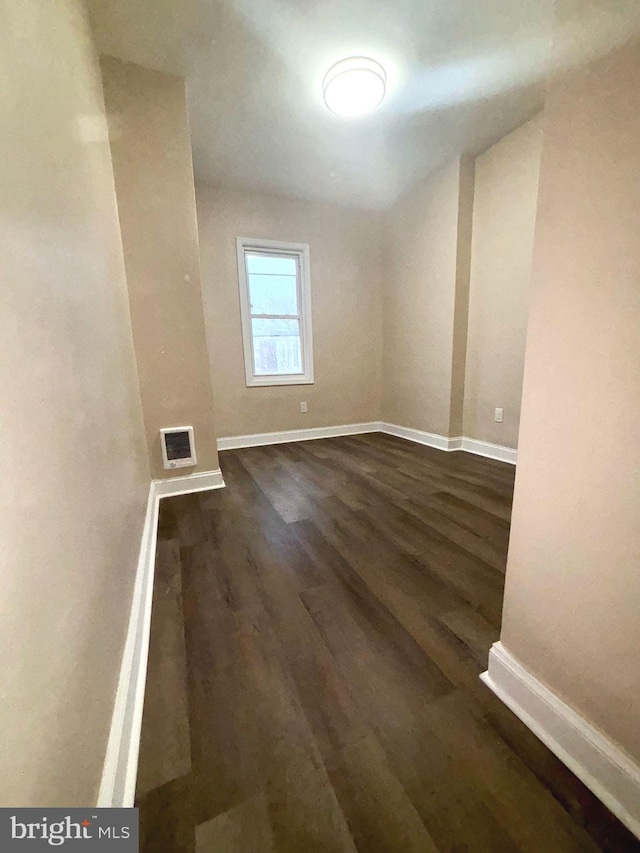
[300,402,308,413]
[494,407,504,423]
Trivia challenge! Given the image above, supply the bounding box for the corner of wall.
[449,156,475,437]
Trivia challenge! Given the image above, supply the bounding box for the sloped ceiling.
[90,0,640,209]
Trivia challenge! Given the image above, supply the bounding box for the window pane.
[246,253,296,276]
[248,274,298,315]
[246,252,298,316]
[252,318,302,375]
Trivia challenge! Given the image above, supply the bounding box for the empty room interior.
[2,0,640,850]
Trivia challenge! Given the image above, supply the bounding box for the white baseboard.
[459,437,517,464]
[97,483,159,808]
[217,422,517,464]
[153,467,225,498]
[380,424,517,463]
[217,423,380,451]
[380,422,461,452]
[481,642,640,839]
[97,469,225,807]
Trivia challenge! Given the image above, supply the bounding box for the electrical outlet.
[494,407,504,423]
[300,402,308,413]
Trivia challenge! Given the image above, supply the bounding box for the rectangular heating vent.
[160,426,197,470]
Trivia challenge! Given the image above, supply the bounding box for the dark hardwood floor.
[136,433,638,852]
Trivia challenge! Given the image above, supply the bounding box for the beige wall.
[501,40,640,760]
[464,116,543,448]
[88,0,193,75]
[101,56,219,478]
[0,0,149,806]
[196,186,384,437]
[382,160,473,436]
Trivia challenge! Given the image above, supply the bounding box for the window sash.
[250,313,302,320]
[251,317,304,378]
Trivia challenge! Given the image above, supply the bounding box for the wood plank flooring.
[136,433,639,852]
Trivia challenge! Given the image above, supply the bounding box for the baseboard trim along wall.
[217,422,517,464]
[458,437,518,464]
[217,422,380,450]
[481,642,640,840]
[96,484,158,808]
[153,468,225,498]
[97,469,225,808]
[380,422,460,452]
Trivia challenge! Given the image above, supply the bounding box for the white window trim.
[236,237,314,387]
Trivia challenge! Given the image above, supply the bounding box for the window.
[236,237,314,387]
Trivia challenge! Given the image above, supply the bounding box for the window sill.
[246,374,314,388]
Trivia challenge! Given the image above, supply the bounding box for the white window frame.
[236,237,314,387]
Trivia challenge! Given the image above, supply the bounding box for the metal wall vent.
[160,426,196,470]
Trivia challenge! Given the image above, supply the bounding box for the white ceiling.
[187,0,552,209]
[91,0,640,210]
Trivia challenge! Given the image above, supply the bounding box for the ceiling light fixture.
[323,57,386,117]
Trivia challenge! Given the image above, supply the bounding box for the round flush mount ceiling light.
[323,57,386,117]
